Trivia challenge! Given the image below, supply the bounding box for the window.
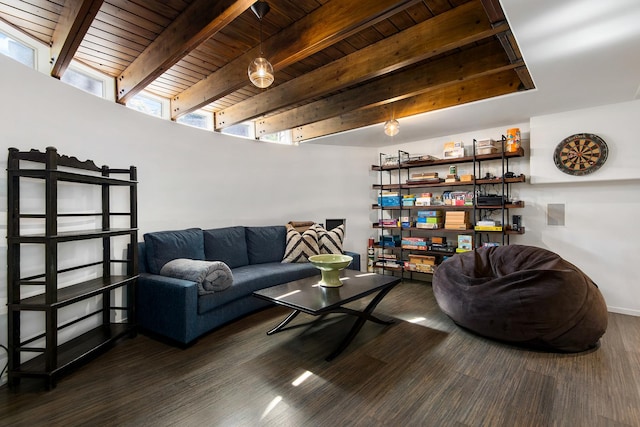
[222,122,255,139]
[221,122,296,145]
[126,92,169,118]
[61,67,104,97]
[260,130,295,145]
[60,60,114,100]
[0,23,49,71]
[0,31,34,68]
[177,110,213,130]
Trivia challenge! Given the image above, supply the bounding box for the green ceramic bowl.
[308,254,353,287]
[308,254,353,270]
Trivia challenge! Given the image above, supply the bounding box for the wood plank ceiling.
[0,0,534,142]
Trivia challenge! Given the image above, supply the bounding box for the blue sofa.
[135,225,360,345]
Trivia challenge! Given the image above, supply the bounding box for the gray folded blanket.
[160,258,233,295]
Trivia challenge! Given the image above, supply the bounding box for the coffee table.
[253,270,401,361]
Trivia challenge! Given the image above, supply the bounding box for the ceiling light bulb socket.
[251,1,270,19]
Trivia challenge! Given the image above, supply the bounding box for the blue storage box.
[378,196,401,207]
[380,235,401,247]
[417,210,442,217]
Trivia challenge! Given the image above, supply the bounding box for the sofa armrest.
[345,251,361,271]
[136,273,199,344]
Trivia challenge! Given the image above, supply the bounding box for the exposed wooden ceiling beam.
[116,0,255,104]
[215,0,506,130]
[255,41,516,137]
[292,69,522,142]
[50,0,104,78]
[171,0,422,119]
[480,0,506,24]
[496,30,535,90]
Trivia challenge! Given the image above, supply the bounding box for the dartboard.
[553,133,608,176]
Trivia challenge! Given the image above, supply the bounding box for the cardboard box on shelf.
[416,222,442,229]
[476,139,496,147]
[443,147,464,159]
[417,210,442,217]
[445,211,469,223]
[444,223,471,230]
[458,234,473,251]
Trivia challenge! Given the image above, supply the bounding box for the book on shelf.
[474,225,503,231]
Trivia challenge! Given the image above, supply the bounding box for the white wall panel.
[530,100,640,183]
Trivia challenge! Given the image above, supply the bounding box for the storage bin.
[476,146,498,155]
[378,196,401,206]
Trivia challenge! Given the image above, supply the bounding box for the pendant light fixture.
[384,119,399,136]
[248,1,274,89]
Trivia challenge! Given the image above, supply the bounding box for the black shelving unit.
[373,152,405,276]
[7,147,138,389]
[371,143,526,279]
[472,137,526,246]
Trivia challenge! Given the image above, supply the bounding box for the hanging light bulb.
[248,1,274,89]
[384,119,399,136]
[249,57,274,89]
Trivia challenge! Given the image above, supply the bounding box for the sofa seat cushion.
[197,262,319,314]
[144,228,205,275]
[432,245,608,352]
[203,226,249,268]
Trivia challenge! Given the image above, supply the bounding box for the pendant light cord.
[259,17,264,56]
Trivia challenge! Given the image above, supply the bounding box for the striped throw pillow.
[317,224,345,254]
[282,224,319,263]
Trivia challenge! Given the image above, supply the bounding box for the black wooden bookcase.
[6,147,138,389]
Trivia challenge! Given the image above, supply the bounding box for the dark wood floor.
[1,280,639,426]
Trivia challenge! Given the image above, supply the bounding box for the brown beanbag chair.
[432,245,607,352]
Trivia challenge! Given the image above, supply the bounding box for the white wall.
[0,55,375,382]
[530,100,640,184]
[379,117,640,317]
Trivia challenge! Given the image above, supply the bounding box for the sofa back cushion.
[245,226,286,264]
[203,226,249,268]
[143,228,205,274]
